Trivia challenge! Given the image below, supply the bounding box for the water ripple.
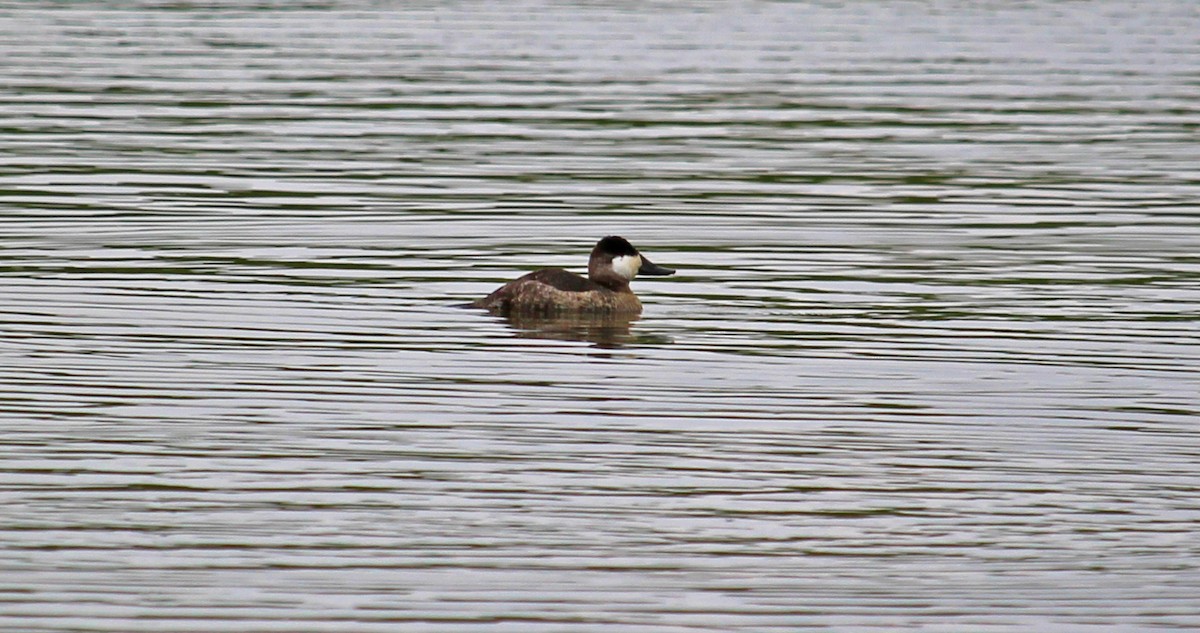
[2,1,1199,631]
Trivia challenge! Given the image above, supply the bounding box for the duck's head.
[588,235,675,290]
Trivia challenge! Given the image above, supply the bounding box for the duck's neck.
[589,271,632,293]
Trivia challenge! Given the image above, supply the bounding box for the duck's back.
[474,269,641,315]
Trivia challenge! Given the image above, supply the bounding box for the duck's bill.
[638,256,676,276]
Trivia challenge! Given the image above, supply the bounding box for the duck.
[473,236,675,315]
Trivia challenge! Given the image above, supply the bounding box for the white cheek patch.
[611,254,641,280]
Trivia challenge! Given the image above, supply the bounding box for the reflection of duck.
[473,236,675,316]
[503,311,641,349]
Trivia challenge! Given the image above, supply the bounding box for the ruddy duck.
[474,236,675,315]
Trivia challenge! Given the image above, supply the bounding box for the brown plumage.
[473,236,675,316]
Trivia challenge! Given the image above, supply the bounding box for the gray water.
[2,1,1199,631]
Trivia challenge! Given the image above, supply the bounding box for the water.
[2,1,1199,631]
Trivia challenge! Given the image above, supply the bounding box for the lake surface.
[2,1,1199,631]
